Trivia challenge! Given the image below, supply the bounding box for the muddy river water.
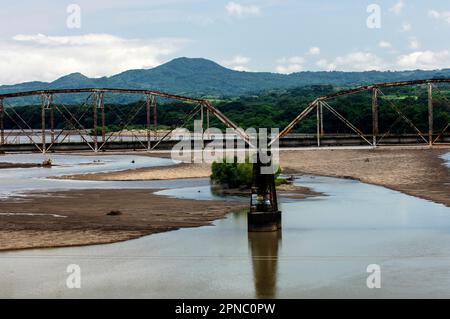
[0,153,449,298]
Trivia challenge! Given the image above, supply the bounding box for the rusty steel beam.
[153,96,158,144]
[151,104,202,150]
[0,88,254,148]
[50,94,96,152]
[319,79,450,102]
[0,98,3,145]
[269,99,319,145]
[316,103,320,147]
[97,97,148,151]
[428,83,433,146]
[202,100,253,147]
[99,92,106,143]
[50,104,55,145]
[377,88,428,144]
[320,102,324,136]
[0,88,206,104]
[40,94,52,154]
[272,79,449,144]
[321,101,373,146]
[92,93,98,152]
[372,88,378,147]
[146,94,152,150]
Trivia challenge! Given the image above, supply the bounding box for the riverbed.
[0,151,449,298]
[0,153,208,198]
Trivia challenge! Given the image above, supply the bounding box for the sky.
[0,0,449,84]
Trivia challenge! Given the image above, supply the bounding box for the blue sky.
[0,0,449,84]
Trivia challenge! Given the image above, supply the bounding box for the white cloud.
[276,56,305,74]
[408,37,420,50]
[308,47,320,55]
[316,59,336,71]
[222,55,251,71]
[0,33,188,85]
[332,51,387,71]
[389,0,405,15]
[401,23,412,32]
[428,10,450,24]
[378,41,392,49]
[225,2,260,17]
[314,49,450,72]
[397,50,450,70]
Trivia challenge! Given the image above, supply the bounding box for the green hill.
[1,57,449,105]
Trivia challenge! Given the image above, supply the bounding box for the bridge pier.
[248,151,281,232]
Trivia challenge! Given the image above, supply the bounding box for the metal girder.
[321,101,373,146]
[269,99,319,145]
[376,88,428,144]
[271,79,450,145]
[0,88,253,150]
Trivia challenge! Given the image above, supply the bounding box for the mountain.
[1,57,450,105]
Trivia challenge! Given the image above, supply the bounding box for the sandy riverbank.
[0,185,316,251]
[0,189,246,251]
[281,148,450,207]
[60,148,450,207]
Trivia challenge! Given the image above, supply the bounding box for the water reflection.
[248,231,281,298]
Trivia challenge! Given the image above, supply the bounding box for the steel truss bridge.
[0,79,449,153]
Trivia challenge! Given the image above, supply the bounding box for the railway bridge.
[0,79,449,153]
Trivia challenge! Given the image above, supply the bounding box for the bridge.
[0,79,449,153]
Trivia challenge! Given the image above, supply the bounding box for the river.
[443,152,450,168]
[0,153,449,298]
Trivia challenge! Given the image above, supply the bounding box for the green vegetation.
[211,157,253,189]
[211,157,284,190]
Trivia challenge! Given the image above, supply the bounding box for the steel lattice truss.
[0,88,251,153]
[270,79,450,147]
[0,80,449,153]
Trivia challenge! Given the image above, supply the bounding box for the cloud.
[389,0,405,15]
[408,37,420,50]
[225,2,261,17]
[316,59,336,71]
[308,47,320,55]
[313,49,450,71]
[378,41,392,49]
[276,56,305,74]
[331,51,387,71]
[401,23,412,32]
[397,50,450,70]
[0,33,188,85]
[428,10,450,24]
[222,55,251,71]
